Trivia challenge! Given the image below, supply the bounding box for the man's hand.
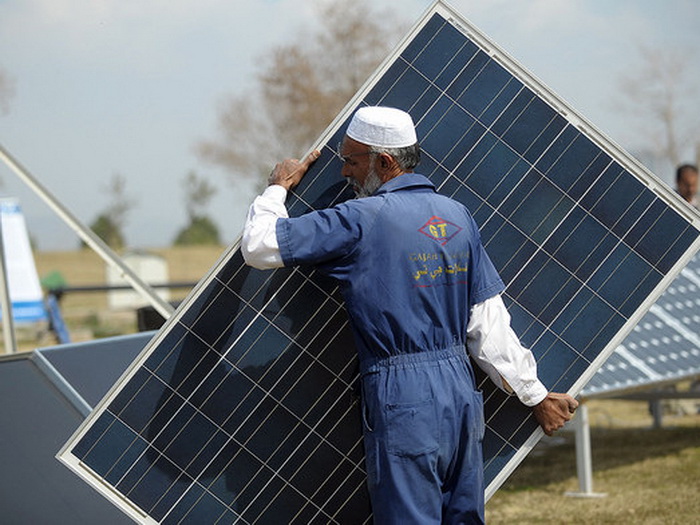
[268,150,321,191]
[532,392,579,436]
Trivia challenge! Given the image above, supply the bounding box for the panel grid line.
[99,293,361,521]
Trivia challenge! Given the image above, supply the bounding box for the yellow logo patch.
[419,216,462,246]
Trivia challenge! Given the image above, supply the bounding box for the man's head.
[339,106,420,198]
[676,164,699,203]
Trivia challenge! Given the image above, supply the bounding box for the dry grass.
[4,245,227,351]
[487,399,700,524]
[34,245,227,305]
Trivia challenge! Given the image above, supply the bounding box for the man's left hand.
[532,392,579,436]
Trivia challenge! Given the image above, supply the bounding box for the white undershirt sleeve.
[241,184,288,269]
[466,294,548,407]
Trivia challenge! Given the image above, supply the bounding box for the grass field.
[19,245,227,347]
[8,247,700,522]
[486,399,700,524]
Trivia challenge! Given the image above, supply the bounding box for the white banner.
[0,198,46,322]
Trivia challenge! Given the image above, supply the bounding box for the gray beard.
[353,166,383,198]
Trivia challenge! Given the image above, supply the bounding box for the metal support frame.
[570,383,700,496]
[612,388,700,429]
[0,143,174,320]
[565,404,607,499]
[649,399,664,429]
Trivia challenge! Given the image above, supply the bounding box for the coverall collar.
[374,173,435,195]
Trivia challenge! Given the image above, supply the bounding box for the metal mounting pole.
[565,403,607,498]
[0,142,174,320]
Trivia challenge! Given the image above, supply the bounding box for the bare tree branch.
[0,66,15,116]
[617,46,699,167]
[196,0,406,189]
[182,170,217,220]
[104,173,137,234]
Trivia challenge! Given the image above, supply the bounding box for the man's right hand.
[268,150,321,191]
[532,392,579,436]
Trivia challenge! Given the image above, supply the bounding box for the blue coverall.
[276,173,504,524]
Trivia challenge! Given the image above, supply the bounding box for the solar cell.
[58,1,700,522]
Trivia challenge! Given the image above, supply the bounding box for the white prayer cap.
[346,106,417,148]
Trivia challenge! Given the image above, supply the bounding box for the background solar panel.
[59,1,700,522]
[583,253,700,397]
[34,332,154,415]
[0,353,133,524]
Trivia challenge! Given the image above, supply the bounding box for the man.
[676,163,699,208]
[242,106,577,524]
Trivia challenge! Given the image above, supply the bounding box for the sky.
[0,0,698,252]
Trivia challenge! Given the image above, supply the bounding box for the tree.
[173,216,220,246]
[84,173,136,250]
[0,66,14,116]
[617,46,699,173]
[173,171,220,245]
[196,0,407,189]
[0,66,15,188]
[89,213,125,250]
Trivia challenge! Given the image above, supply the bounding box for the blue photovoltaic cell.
[59,2,700,523]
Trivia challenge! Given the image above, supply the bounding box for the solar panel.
[0,353,133,524]
[58,1,700,522]
[583,253,700,397]
[33,332,154,415]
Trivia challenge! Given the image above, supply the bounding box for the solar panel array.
[583,253,700,397]
[59,1,700,522]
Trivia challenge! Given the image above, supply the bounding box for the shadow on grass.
[499,425,699,491]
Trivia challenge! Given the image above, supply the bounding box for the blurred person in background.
[675,163,698,208]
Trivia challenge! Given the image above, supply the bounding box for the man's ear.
[377,152,398,181]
